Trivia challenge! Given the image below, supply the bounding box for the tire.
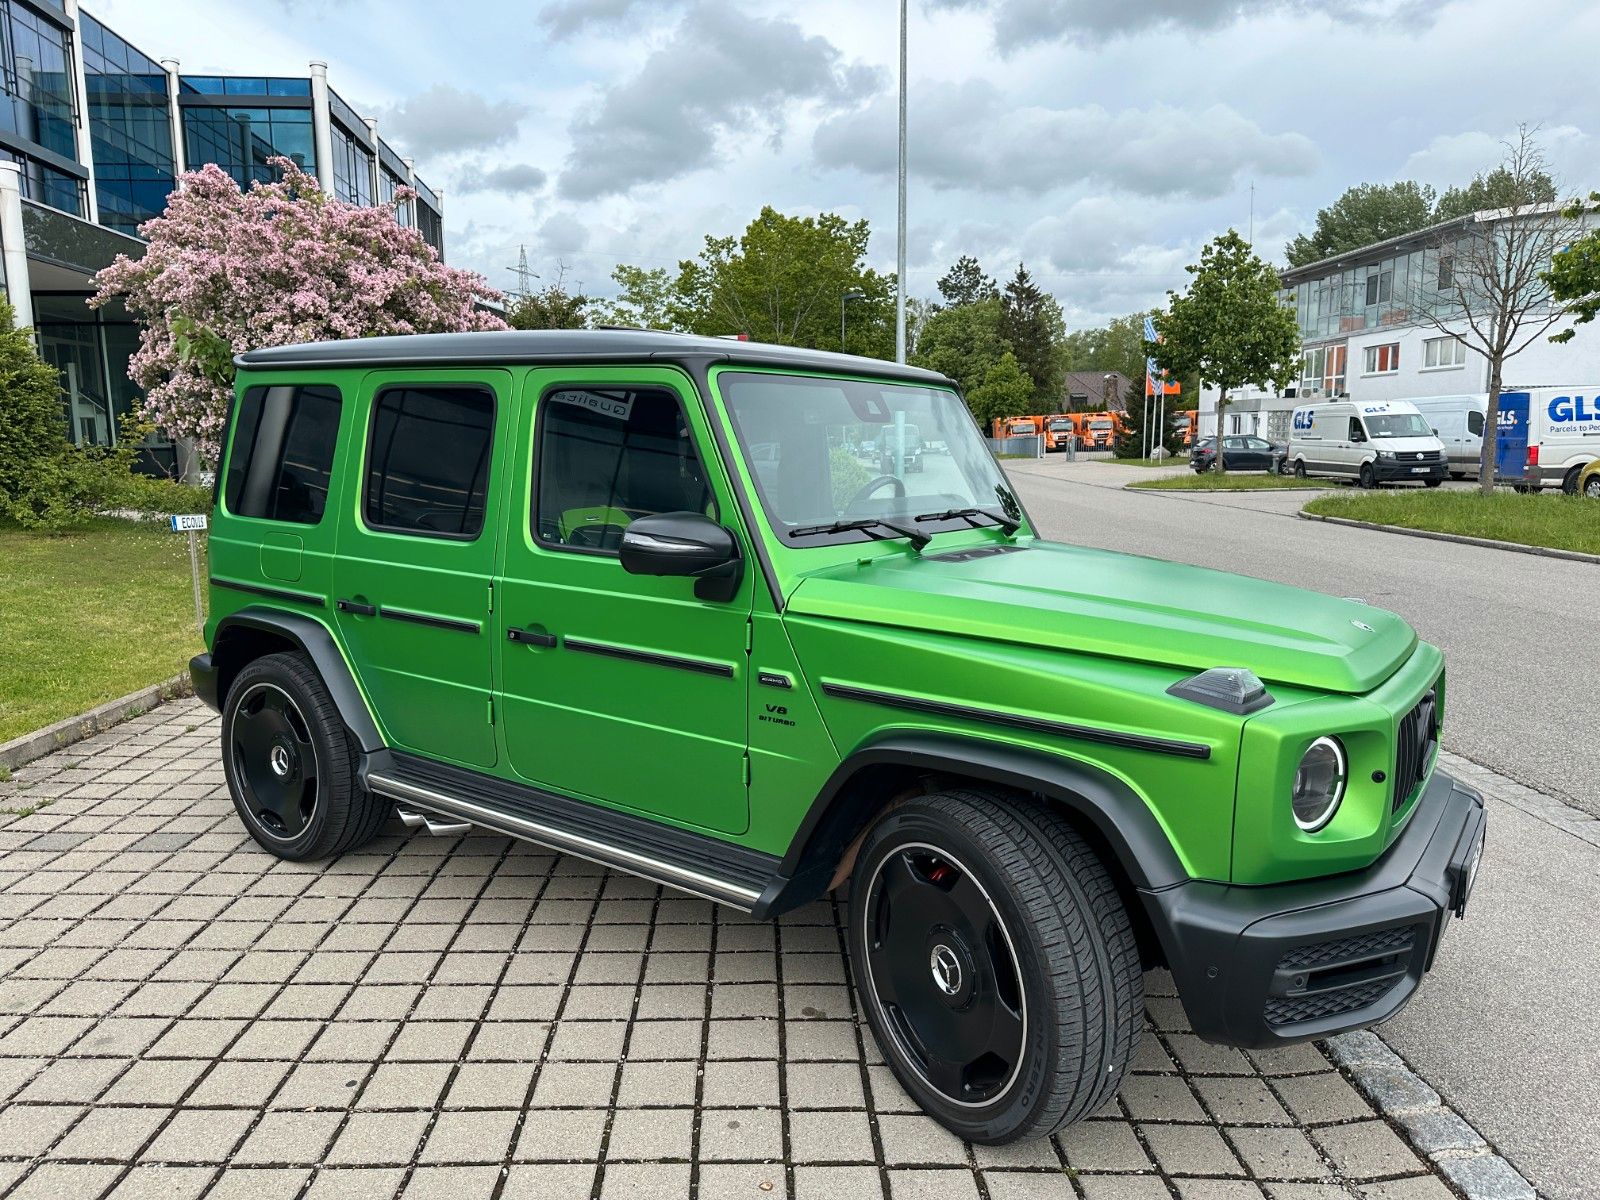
[221,651,388,861]
[847,790,1143,1144]
[1424,479,1443,488]
[1293,459,1307,480]
[1359,462,1377,489]
[1585,475,1600,499]
[1562,466,1582,495]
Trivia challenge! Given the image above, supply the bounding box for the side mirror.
[620,512,743,602]
[1433,428,1440,437]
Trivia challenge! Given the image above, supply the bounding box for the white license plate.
[1411,466,1431,473]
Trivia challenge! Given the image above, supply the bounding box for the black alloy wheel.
[861,844,1026,1106]
[229,682,318,840]
[221,652,388,860]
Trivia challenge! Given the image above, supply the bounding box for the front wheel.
[1424,479,1443,489]
[1359,462,1378,489]
[221,652,388,861]
[1585,474,1600,498]
[847,791,1143,1144]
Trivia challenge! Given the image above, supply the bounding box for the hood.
[787,540,1416,694]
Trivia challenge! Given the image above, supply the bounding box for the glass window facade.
[33,293,145,451]
[0,144,81,211]
[330,120,373,206]
[0,0,76,159]
[417,199,442,254]
[80,13,174,235]
[181,76,309,97]
[182,103,313,186]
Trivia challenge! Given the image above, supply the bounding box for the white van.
[1288,400,1449,488]
[1404,394,1487,478]
[1497,385,1600,492]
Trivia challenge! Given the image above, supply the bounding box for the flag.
[1144,316,1169,398]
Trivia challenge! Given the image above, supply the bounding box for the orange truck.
[1076,411,1120,451]
[991,415,1045,441]
[1043,414,1078,452]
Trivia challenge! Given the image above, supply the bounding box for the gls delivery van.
[1403,395,1487,478]
[1289,400,1448,488]
[1493,386,1600,492]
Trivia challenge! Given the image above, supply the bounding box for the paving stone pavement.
[0,698,1509,1199]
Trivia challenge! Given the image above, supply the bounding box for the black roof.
[235,329,949,386]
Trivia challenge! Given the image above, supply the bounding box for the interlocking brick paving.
[0,699,1486,1198]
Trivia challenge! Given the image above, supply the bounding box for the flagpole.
[894,0,908,364]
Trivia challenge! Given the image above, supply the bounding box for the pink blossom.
[92,158,507,456]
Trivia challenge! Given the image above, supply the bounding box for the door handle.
[507,627,558,647]
[336,598,377,616]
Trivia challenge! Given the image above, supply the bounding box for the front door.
[496,368,754,835]
[333,370,511,768]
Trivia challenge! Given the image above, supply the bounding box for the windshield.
[718,371,1019,541]
[1048,419,1073,431]
[1366,412,1432,439]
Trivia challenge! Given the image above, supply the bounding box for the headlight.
[1292,736,1347,832]
[1377,449,1396,459]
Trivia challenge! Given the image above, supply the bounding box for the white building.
[1199,206,1600,440]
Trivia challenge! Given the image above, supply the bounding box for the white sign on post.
[170,514,209,635]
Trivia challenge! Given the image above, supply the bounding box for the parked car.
[1577,457,1600,497]
[1191,435,1288,473]
[192,329,1484,1147]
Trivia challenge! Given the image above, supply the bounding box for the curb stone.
[1297,509,1600,566]
[0,672,192,772]
[1327,1032,1537,1200]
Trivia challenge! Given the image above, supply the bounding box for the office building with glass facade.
[0,0,446,472]
[1197,207,1600,439]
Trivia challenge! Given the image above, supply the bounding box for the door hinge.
[742,751,751,786]
[487,581,494,615]
[745,619,753,654]
[487,697,495,726]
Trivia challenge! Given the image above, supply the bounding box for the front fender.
[755,730,1189,918]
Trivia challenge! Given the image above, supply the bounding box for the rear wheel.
[1585,474,1600,498]
[221,652,387,861]
[1359,462,1377,489]
[1294,459,1308,480]
[1563,466,1583,495]
[847,790,1143,1144]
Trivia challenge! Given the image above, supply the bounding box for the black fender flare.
[754,731,1190,918]
[204,607,385,752]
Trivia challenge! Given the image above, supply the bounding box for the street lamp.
[840,290,866,352]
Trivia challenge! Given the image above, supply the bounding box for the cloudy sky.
[92,0,1599,330]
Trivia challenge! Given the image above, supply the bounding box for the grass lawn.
[1303,490,1600,555]
[1128,472,1329,491]
[0,518,206,743]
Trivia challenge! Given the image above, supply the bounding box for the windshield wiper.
[914,507,1020,537]
[788,518,930,552]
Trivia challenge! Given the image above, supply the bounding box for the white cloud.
[374,84,528,159]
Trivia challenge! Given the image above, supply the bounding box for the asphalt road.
[1006,457,1600,1199]
[1005,457,1598,819]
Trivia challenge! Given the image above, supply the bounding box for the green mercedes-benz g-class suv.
[191,330,1485,1145]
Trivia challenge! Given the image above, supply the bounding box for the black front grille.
[1393,690,1438,812]
[1264,927,1417,1028]
[1265,978,1397,1026]
[1278,927,1415,970]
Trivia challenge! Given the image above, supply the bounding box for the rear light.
[1527,445,1540,468]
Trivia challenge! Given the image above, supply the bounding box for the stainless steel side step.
[396,807,474,837]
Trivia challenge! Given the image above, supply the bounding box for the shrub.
[0,297,72,525]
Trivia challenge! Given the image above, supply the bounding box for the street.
[1008,456,1600,1200]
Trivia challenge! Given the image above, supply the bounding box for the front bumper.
[190,653,220,712]
[1373,457,1448,482]
[1144,768,1486,1048]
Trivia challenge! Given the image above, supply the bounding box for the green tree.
[910,296,1009,400]
[1153,230,1300,475]
[1435,164,1556,222]
[937,255,998,308]
[0,298,68,517]
[999,264,1064,406]
[666,206,894,355]
[1113,381,1183,460]
[1059,310,1159,386]
[1284,181,1439,268]
[966,351,1034,430]
[506,281,589,330]
[591,264,676,330]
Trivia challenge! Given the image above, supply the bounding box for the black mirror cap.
[619,512,743,601]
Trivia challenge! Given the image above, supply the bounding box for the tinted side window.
[1467,411,1485,437]
[223,384,342,525]
[534,387,716,554]
[364,385,495,539]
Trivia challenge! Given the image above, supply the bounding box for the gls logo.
[1548,395,1600,423]
[758,703,795,728]
[1292,409,1315,430]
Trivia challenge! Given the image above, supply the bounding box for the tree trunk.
[1215,389,1229,475]
[1479,359,1502,496]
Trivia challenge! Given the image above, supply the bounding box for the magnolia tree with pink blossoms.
[92,157,506,456]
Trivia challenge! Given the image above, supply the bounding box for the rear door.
[1495,392,1531,480]
[495,368,754,835]
[332,370,511,768]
